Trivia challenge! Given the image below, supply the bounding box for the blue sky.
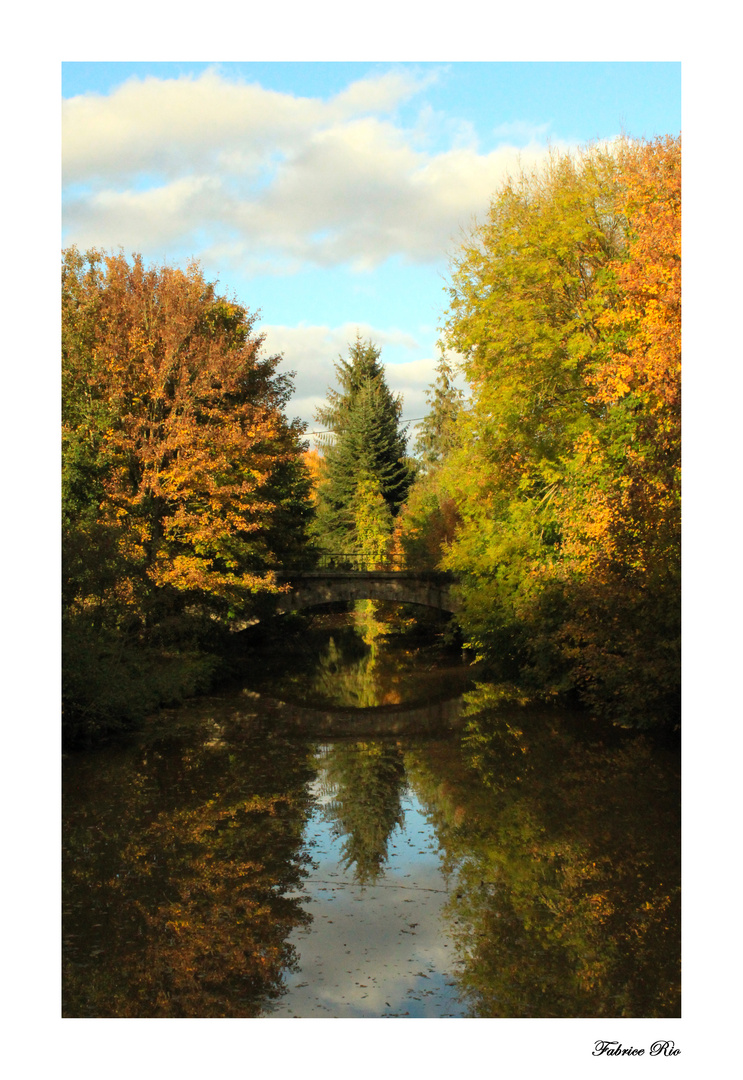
[62,62,680,445]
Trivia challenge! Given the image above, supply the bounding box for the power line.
[306,416,427,437]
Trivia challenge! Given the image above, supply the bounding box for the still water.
[62,609,680,1018]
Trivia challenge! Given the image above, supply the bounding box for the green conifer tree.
[313,337,412,558]
[395,352,464,570]
[413,351,464,473]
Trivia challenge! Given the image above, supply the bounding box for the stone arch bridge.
[273,567,459,615]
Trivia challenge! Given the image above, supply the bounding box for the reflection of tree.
[405,694,680,1017]
[319,741,407,884]
[307,604,403,708]
[310,634,381,708]
[256,604,464,711]
[353,599,388,648]
[63,716,315,1017]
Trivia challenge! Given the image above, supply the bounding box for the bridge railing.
[316,551,407,572]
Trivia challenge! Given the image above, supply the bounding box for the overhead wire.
[305,416,427,437]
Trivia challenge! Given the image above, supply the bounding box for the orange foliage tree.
[63,248,312,627]
[552,137,681,721]
[440,137,680,728]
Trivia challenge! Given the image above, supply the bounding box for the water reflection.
[63,717,316,1018]
[62,618,680,1018]
[319,741,407,884]
[252,603,472,711]
[407,690,681,1017]
[266,777,460,1018]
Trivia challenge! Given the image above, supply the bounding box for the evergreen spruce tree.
[394,352,464,570]
[313,337,413,558]
[413,352,464,473]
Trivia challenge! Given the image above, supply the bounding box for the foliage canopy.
[436,137,680,728]
[62,247,313,738]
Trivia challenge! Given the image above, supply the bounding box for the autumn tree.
[62,247,313,738]
[312,337,413,559]
[552,136,681,722]
[352,473,395,569]
[395,352,464,569]
[439,137,681,728]
[301,448,324,505]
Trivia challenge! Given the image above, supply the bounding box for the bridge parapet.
[315,551,406,572]
[274,567,459,614]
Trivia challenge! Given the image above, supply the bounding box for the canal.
[62,604,680,1018]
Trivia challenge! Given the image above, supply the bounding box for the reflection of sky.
[262,785,464,1018]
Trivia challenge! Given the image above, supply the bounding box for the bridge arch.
[274,570,459,615]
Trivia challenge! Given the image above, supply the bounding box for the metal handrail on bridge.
[274,554,453,578]
[316,552,406,572]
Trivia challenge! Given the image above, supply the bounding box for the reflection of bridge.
[258,693,464,737]
[274,562,459,614]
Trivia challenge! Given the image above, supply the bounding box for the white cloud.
[264,320,420,392]
[261,322,440,444]
[384,358,440,425]
[62,67,432,186]
[63,174,225,251]
[332,68,439,117]
[63,68,567,273]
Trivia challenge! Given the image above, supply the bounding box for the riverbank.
[62,602,465,750]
